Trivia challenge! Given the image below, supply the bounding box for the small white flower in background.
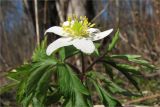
[45,16,113,56]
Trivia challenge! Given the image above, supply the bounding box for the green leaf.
[111,54,141,60]
[59,46,79,61]
[57,64,89,96]
[6,37,59,107]
[25,57,57,95]
[103,79,125,94]
[107,29,119,51]
[129,59,155,70]
[57,64,74,97]
[87,76,122,107]
[7,64,32,81]
[116,64,141,75]
[63,91,92,107]
[103,59,140,91]
[35,67,53,103]
[45,91,62,105]
[16,81,26,102]
[32,37,48,61]
[103,64,114,80]
[86,71,128,95]
[66,65,89,95]
[0,82,18,95]
[99,86,122,107]
[26,64,49,95]
[22,93,34,107]
[57,64,91,107]
[13,64,39,103]
[32,97,44,107]
[120,70,140,91]
[92,43,100,56]
[110,54,155,70]
[59,47,66,61]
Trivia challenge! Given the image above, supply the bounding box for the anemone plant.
[2,16,155,107]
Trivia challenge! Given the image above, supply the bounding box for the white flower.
[45,16,113,56]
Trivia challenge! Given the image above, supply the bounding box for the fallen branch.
[142,72,160,78]
[124,93,160,105]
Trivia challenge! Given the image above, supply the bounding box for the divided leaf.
[110,54,155,70]
[103,59,140,91]
[26,64,50,95]
[57,64,91,107]
[87,73,122,107]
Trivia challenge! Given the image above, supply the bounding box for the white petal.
[87,28,100,34]
[44,26,68,37]
[92,29,113,41]
[72,38,95,54]
[46,37,72,55]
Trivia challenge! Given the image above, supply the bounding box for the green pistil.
[62,16,95,37]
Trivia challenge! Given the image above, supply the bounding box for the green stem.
[81,52,85,72]
[81,52,85,80]
[86,51,107,71]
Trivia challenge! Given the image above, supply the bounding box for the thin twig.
[91,3,108,23]
[142,72,160,78]
[34,0,40,45]
[125,93,160,105]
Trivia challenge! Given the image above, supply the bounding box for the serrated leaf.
[116,64,141,75]
[0,82,18,95]
[45,91,62,105]
[129,58,155,70]
[32,97,44,107]
[26,64,49,95]
[32,37,48,61]
[103,79,125,94]
[6,37,59,107]
[63,91,92,107]
[22,93,34,107]
[110,54,155,70]
[35,67,53,103]
[16,80,27,102]
[57,64,74,97]
[57,64,91,107]
[88,76,122,107]
[99,86,122,107]
[103,64,114,80]
[86,71,127,94]
[117,68,140,91]
[111,54,141,60]
[66,65,89,95]
[102,59,140,91]
[57,64,89,96]
[7,64,32,81]
[107,29,119,51]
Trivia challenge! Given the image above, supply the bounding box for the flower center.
[62,16,95,37]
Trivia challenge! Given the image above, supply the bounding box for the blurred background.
[0,0,160,106]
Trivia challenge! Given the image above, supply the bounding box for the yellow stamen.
[62,16,95,37]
